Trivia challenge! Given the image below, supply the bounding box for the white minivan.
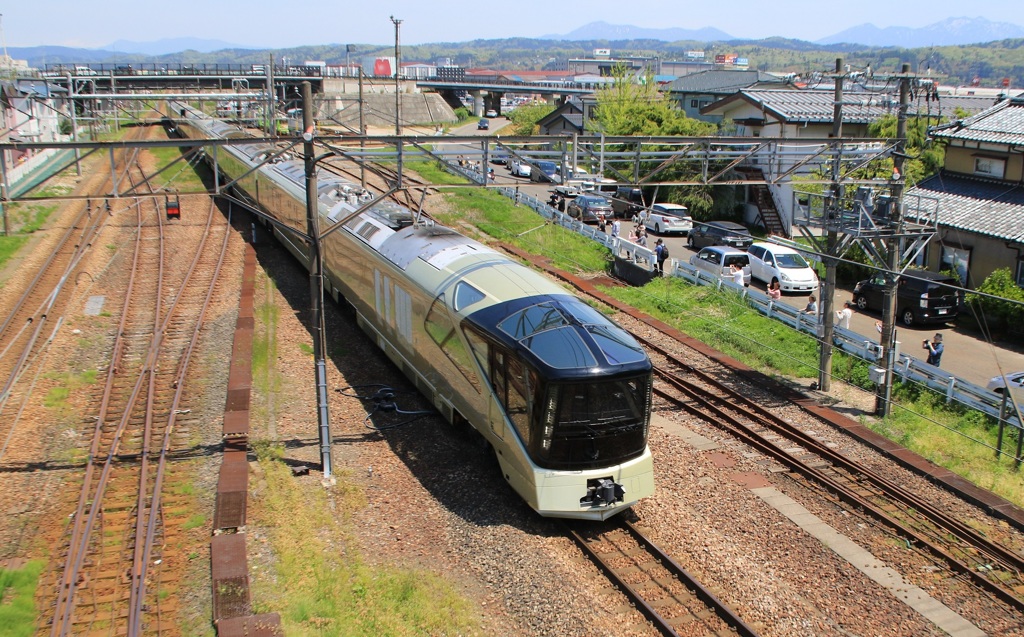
[746,242,818,293]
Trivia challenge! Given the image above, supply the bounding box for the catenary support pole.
[819,58,843,391]
[302,81,333,478]
[875,64,911,416]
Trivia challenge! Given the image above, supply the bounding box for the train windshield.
[535,374,651,470]
[497,299,646,369]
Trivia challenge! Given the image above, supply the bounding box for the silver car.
[689,246,751,285]
[643,203,693,236]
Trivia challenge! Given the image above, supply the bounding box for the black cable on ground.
[336,384,435,430]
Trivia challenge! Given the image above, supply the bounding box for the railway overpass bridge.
[416,79,598,116]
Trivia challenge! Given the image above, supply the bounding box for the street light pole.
[390,15,402,136]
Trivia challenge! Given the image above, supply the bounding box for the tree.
[588,65,716,137]
[506,103,554,136]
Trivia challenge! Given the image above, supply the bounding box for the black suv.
[687,221,754,250]
[853,270,962,327]
[611,186,645,218]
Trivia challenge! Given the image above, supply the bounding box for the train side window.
[453,281,485,312]
[489,349,533,448]
[425,295,481,392]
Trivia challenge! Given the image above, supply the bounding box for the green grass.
[148,146,206,191]
[434,188,611,274]
[251,459,480,636]
[41,370,98,415]
[0,235,30,270]
[0,560,44,637]
[182,514,206,531]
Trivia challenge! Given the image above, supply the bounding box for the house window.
[974,156,1006,179]
[940,245,970,286]
[690,99,699,108]
[1016,260,1024,288]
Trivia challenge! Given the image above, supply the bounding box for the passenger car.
[987,371,1024,396]
[509,159,532,178]
[530,160,561,183]
[643,203,692,236]
[477,119,489,130]
[746,242,818,293]
[852,270,961,327]
[687,221,754,250]
[485,109,498,118]
[566,195,612,224]
[611,186,645,218]
[689,246,751,285]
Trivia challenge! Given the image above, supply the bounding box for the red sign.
[374,58,393,77]
[714,54,726,64]
[1002,77,1011,87]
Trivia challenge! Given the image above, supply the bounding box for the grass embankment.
[249,273,479,635]
[434,187,1023,510]
[0,561,44,637]
[0,183,69,272]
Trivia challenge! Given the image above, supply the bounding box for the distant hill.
[541,21,733,42]
[103,37,254,55]
[819,17,1024,47]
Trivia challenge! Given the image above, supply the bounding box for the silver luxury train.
[169,104,655,520]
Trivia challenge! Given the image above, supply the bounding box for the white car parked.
[643,203,692,236]
[509,159,532,178]
[987,371,1024,397]
[746,242,818,293]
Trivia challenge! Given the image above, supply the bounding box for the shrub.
[966,268,1024,337]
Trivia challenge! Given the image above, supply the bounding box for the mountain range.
[8,16,1024,66]
[543,17,1024,48]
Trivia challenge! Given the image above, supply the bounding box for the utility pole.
[875,63,912,416]
[266,53,276,136]
[301,81,333,479]
[358,68,366,188]
[818,58,844,391]
[390,15,402,135]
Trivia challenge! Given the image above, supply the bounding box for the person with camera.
[923,333,944,367]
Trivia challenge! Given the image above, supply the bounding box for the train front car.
[462,294,655,520]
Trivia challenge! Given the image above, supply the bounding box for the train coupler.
[580,477,625,507]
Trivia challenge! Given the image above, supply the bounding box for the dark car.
[477,119,489,130]
[566,195,612,224]
[852,270,962,327]
[687,221,754,250]
[611,186,645,218]
[530,160,561,183]
[489,149,509,164]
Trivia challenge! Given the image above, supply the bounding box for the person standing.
[924,333,944,367]
[730,263,745,286]
[836,300,853,330]
[767,280,782,301]
[611,218,621,239]
[655,239,667,274]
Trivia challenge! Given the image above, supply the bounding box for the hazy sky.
[2,1,1021,49]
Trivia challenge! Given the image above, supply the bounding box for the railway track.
[42,137,234,635]
[0,139,139,463]
[635,332,1024,614]
[567,518,759,637]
